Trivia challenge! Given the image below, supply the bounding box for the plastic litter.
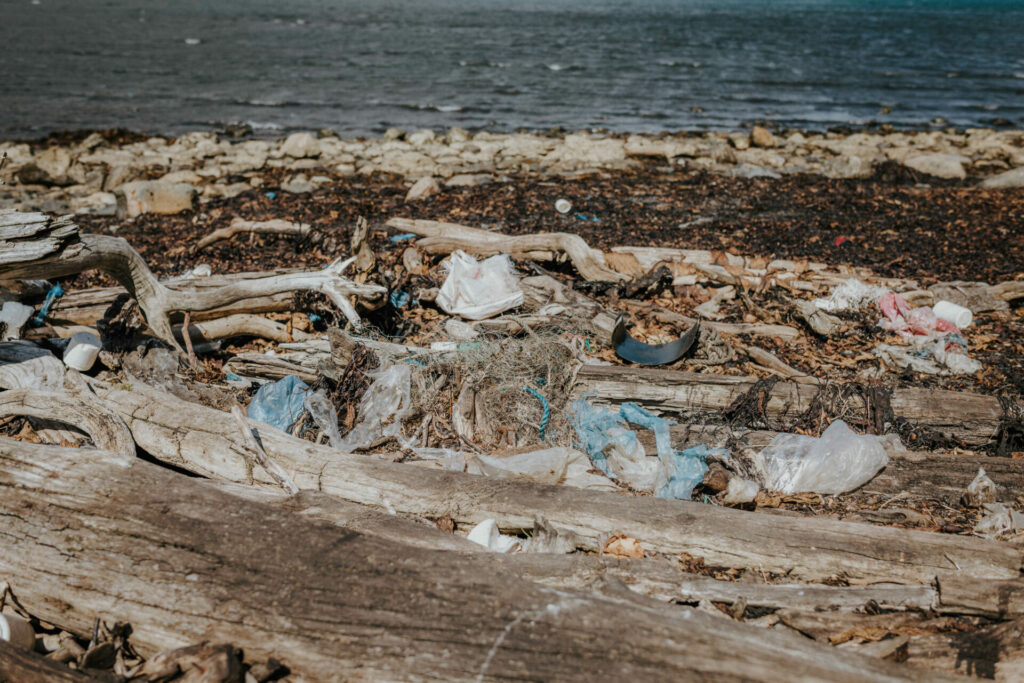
[812,278,889,312]
[722,477,760,505]
[412,447,466,472]
[874,339,981,376]
[568,396,656,490]
[521,386,549,441]
[62,331,102,371]
[247,375,309,432]
[933,300,973,329]
[612,315,700,365]
[337,363,413,451]
[436,250,523,320]
[656,445,724,500]
[389,289,411,308]
[466,518,520,553]
[877,292,958,339]
[31,282,64,326]
[963,467,998,507]
[555,198,572,214]
[304,389,343,449]
[0,613,35,651]
[470,447,616,490]
[752,420,890,494]
[974,503,1019,539]
[0,301,34,341]
[390,233,417,243]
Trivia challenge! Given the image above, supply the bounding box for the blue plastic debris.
[308,313,321,323]
[656,445,727,500]
[247,375,309,432]
[390,233,417,243]
[265,191,277,200]
[31,283,64,326]
[568,396,632,477]
[619,402,674,462]
[225,372,243,382]
[389,289,411,308]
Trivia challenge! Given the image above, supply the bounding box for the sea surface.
[2,0,1023,139]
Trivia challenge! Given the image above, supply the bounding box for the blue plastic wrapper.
[568,397,630,477]
[248,375,309,432]
[389,289,411,308]
[619,402,674,461]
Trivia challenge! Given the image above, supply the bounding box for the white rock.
[406,176,440,202]
[407,129,436,146]
[722,477,759,505]
[904,153,967,179]
[980,167,1024,188]
[445,173,492,187]
[823,154,873,179]
[280,132,321,159]
[117,180,197,217]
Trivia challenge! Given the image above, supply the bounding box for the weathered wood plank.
[0,438,955,682]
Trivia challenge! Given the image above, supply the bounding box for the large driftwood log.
[575,365,1003,446]
[0,388,135,457]
[386,217,625,282]
[0,438,957,682]
[0,210,82,266]
[95,380,1022,584]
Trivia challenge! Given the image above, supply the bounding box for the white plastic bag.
[304,389,343,449]
[752,420,890,494]
[471,447,617,491]
[466,518,520,553]
[812,278,889,312]
[436,250,523,320]
[0,302,34,341]
[337,363,412,451]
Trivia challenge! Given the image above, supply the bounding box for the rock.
[543,134,628,168]
[904,153,967,179]
[822,154,873,179]
[444,173,492,187]
[334,163,356,176]
[980,166,1024,188]
[750,126,777,148]
[117,180,196,217]
[71,191,118,215]
[15,147,73,186]
[407,129,436,146]
[104,164,142,191]
[447,127,472,144]
[158,170,203,184]
[280,132,321,159]
[384,128,405,140]
[728,133,750,150]
[281,174,316,194]
[406,176,440,201]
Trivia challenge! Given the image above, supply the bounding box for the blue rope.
[32,283,64,326]
[404,358,427,368]
[522,386,550,442]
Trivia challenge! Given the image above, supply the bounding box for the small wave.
[1014,72,1024,79]
[657,59,701,68]
[245,120,284,131]
[545,63,586,72]
[184,38,201,45]
[459,59,509,68]
[395,103,465,112]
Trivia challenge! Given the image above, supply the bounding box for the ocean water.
[2,0,1023,138]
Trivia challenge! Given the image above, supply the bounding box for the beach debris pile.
[1,205,1023,680]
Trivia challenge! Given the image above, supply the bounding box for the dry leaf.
[603,534,645,559]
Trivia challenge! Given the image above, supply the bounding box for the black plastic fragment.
[611,315,700,366]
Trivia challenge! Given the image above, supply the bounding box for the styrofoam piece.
[465,518,520,553]
[0,301,34,341]
[933,300,973,329]
[0,613,36,651]
[436,250,523,320]
[62,331,102,371]
[555,198,572,214]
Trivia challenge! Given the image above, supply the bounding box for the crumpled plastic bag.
[436,250,524,320]
[304,389,343,449]
[874,339,981,376]
[248,375,309,432]
[878,292,959,339]
[0,301,34,341]
[752,420,891,494]
[813,279,890,312]
[963,467,997,507]
[569,398,657,491]
[974,503,1024,539]
[471,447,617,491]
[337,363,412,451]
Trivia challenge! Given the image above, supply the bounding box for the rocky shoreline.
[2,127,1023,218]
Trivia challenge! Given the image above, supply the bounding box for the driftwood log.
[94,380,1022,584]
[386,217,625,282]
[0,641,96,683]
[575,365,1003,446]
[0,438,960,682]
[0,212,383,349]
[195,217,312,251]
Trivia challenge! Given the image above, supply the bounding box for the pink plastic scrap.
[877,292,959,340]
